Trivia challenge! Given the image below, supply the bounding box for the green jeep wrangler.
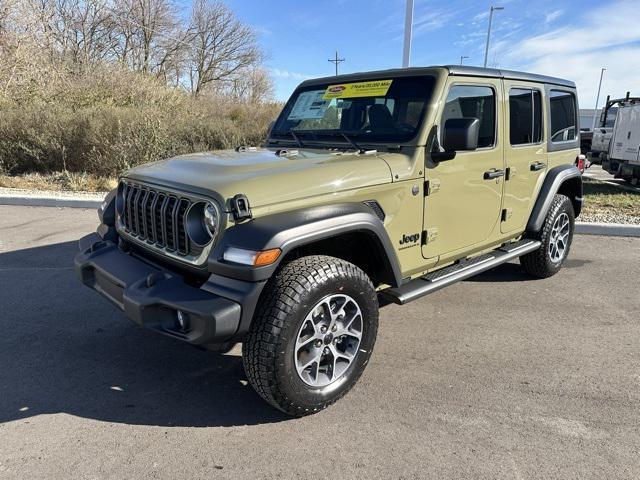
[75,65,583,416]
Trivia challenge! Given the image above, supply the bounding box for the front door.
[501,81,547,233]
[422,79,505,259]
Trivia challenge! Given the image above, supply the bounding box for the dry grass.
[0,171,117,192]
[582,179,640,217]
[0,56,281,177]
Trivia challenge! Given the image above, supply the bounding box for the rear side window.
[509,88,542,145]
[550,90,577,142]
[442,85,496,148]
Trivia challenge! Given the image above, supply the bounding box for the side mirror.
[442,117,480,152]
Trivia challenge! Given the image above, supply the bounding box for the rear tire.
[242,255,378,417]
[520,194,575,278]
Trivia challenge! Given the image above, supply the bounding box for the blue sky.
[207,0,639,107]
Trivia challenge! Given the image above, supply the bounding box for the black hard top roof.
[299,65,575,89]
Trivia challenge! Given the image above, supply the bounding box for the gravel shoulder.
[581,178,640,224]
[0,187,107,199]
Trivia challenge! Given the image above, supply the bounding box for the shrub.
[0,59,281,177]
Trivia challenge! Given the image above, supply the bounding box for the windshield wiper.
[340,132,365,153]
[290,129,304,148]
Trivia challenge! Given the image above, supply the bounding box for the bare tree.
[3,0,272,100]
[186,0,261,95]
[226,66,273,103]
[13,0,115,64]
[110,0,185,76]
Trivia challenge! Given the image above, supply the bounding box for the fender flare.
[526,165,583,232]
[208,203,403,286]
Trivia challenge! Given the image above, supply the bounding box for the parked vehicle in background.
[589,95,625,164]
[602,93,640,185]
[75,66,583,416]
[580,129,593,156]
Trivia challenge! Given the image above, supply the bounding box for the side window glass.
[550,90,577,142]
[509,88,543,145]
[442,85,496,148]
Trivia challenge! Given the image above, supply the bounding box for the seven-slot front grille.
[120,182,191,256]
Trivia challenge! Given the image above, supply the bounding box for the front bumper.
[75,233,242,345]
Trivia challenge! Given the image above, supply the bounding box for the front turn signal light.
[223,247,281,267]
[254,248,281,266]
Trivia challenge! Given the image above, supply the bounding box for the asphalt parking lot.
[1,205,639,479]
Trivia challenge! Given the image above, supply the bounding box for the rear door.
[501,82,547,233]
[422,78,504,259]
[611,104,640,164]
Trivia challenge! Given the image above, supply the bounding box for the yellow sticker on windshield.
[323,79,393,99]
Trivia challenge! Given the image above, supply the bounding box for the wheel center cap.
[323,333,334,345]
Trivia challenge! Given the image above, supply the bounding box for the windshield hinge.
[275,149,299,157]
[235,146,258,153]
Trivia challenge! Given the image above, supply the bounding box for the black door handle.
[530,162,546,171]
[484,169,505,179]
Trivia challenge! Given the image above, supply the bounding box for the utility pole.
[460,55,469,65]
[402,0,414,67]
[591,68,606,131]
[483,5,504,68]
[328,50,345,76]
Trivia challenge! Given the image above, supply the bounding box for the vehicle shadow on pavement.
[467,257,593,283]
[464,261,536,283]
[0,241,289,427]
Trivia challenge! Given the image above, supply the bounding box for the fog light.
[176,310,189,331]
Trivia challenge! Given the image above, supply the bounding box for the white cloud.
[413,10,454,36]
[501,0,640,106]
[544,9,563,24]
[270,68,314,81]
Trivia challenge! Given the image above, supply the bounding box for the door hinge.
[501,208,513,222]
[505,167,512,181]
[424,179,441,196]
[421,228,439,245]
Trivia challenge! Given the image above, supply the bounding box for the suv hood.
[125,149,393,209]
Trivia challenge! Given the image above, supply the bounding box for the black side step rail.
[380,239,541,305]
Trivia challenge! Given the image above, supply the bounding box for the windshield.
[270,76,435,145]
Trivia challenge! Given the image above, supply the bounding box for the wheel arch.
[208,203,403,288]
[527,165,583,232]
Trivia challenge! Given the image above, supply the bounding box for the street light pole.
[591,68,606,131]
[483,6,504,68]
[402,0,414,67]
[460,55,469,65]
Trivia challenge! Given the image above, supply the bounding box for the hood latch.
[230,194,252,221]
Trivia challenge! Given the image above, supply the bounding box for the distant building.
[579,109,599,131]
[580,107,618,131]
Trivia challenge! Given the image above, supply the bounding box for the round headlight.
[186,201,219,246]
[203,203,218,237]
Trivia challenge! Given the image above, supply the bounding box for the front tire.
[520,194,575,278]
[242,255,379,416]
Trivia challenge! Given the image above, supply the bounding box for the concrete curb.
[0,194,102,209]
[575,222,640,237]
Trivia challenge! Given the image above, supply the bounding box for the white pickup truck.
[589,104,618,162]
